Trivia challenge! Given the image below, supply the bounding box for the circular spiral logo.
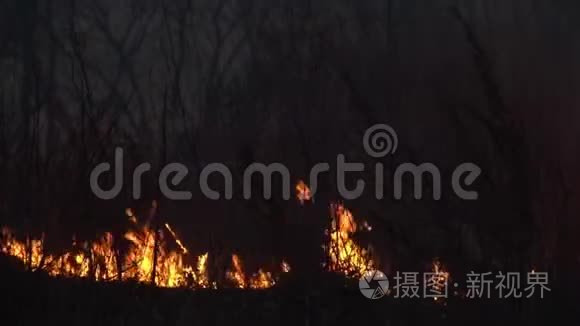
[363,124,398,158]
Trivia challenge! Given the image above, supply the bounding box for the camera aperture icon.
[359,269,389,299]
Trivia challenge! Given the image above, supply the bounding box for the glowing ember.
[324,203,373,277]
[296,180,312,204]
[430,259,450,301]
[361,221,372,231]
[281,260,291,273]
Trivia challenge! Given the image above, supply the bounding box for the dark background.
[0,0,579,304]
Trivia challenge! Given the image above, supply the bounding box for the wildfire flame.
[1,227,45,270]
[249,269,275,289]
[226,254,247,289]
[0,207,285,290]
[225,254,279,289]
[193,252,209,288]
[324,203,373,277]
[3,182,378,289]
[164,223,188,254]
[3,183,380,289]
[296,180,312,205]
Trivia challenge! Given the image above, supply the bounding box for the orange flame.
[193,252,209,288]
[0,208,283,290]
[225,254,285,289]
[226,254,247,289]
[296,180,312,204]
[1,227,45,270]
[324,203,373,277]
[165,223,188,254]
[249,269,275,289]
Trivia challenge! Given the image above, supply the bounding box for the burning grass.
[0,206,286,290]
[1,182,383,291]
[324,203,374,278]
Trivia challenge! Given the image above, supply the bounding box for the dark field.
[1,254,574,326]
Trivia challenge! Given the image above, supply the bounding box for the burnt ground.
[0,254,576,326]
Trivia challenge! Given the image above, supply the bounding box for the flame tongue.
[1,228,45,270]
[296,180,312,205]
[226,254,277,289]
[226,254,247,289]
[194,252,209,288]
[325,203,373,277]
[121,212,208,288]
[249,269,274,289]
[165,223,188,254]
